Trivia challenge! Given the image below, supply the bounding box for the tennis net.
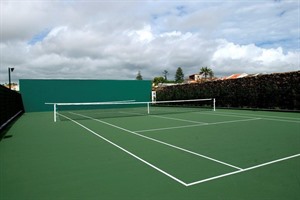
[46,98,215,122]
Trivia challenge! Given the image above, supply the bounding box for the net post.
[54,104,57,122]
[213,98,216,111]
[147,102,150,114]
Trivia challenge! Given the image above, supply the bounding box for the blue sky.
[0,0,299,83]
[27,28,51,45]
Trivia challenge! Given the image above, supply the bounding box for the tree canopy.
[175,67,184,83]
[200,67,214,79]
[162,70,169,80]
[153,76,165,85]
[136,71,143,80]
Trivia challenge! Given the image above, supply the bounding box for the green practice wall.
[20,79,152,112]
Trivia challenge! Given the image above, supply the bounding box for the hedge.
[155,71,300,111]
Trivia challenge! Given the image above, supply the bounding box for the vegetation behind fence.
[156,71,300,111]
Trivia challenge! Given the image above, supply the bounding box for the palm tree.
[200,67,214,79]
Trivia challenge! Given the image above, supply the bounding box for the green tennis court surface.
[1,109,299,199]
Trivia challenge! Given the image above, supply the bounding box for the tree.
[162,70,169,81]
[153,76,165,86]
[175,67,184,83]
[200,67,214,79]
[136,71,143,80]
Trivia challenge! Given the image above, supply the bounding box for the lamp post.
[8,67,14,89]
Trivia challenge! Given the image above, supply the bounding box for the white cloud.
[134,25,155,43]
[0,1,299,83]
[45,26,68,40]
[212,41,260,60]
[212,40,299,74]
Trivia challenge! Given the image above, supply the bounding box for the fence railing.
[0,85,24,133]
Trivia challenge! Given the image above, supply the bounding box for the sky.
[0,0,299,83]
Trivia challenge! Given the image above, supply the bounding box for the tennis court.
[1,104,299,199]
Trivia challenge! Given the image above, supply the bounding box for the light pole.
[8,67,14,89]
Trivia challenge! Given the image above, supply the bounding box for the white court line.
[69,112,243,170]
[59,112,300,187]
[119,111,208,124]
[118,111,145,116]
[214,111,300,123]
[136,118,261,133]
[259,118,300,123]
[136,123,208,133]
[150,115,208,124]
[57,112,188,186]
[199,112,259,119]
[187,153,300,186]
